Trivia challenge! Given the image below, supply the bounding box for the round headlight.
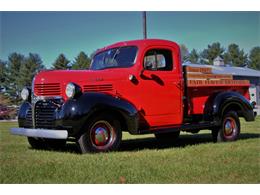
[21,88,29,101]
[65,83,76,98]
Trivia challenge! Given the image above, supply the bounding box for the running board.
[139,122,217,135]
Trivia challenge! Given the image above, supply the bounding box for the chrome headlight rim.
[21,87,30,101]
[65,82,82,99]
[65,82,76,99]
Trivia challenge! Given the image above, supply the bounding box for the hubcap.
[224,117,236,136]
[94,127,109,146]
[90,120,116,150]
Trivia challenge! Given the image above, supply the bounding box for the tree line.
[180,43,260,70]
[0,43,260,104]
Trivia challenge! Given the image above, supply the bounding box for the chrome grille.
[83,84,113,92]
[34,83,61,96]
[35,100,60,129]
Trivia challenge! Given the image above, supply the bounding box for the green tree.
[248,46,260,70]
[5,53,24,99]
[188,49,199,64]
[179,44,189,63]
[223,44,248,67]
[200,42,225,64]
[18,53,45,89]
[52,54,70,70]
[71,51,91,70]
[0,60,7,89]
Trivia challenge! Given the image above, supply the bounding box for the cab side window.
[144,49,173,71]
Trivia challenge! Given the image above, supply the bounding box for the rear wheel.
[212,111,240,142]
[77,114,122,153]
[155,131,180,143]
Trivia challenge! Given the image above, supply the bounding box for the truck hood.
[33,69,128,98]
[34,69,126,83]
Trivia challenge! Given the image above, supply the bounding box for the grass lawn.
[0,117,259,183]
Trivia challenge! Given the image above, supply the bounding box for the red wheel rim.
[90,120,116,150]
[223,117,237,137]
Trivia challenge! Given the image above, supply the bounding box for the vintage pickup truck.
[11,39,256,153]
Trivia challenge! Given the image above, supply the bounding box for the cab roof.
[97,39,180,53]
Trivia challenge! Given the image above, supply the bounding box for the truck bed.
[184,65,250,115]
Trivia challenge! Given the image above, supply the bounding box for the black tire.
[44,139,67,150]
[28,137,66,150]
[155,131,180,143]
[27,137,46,149]
[212,111,240,142]
[77,114,122,153]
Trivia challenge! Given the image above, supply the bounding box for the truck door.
[135,46,183,127]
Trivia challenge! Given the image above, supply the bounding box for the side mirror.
[140,61,153,76]
[144,61,153,70]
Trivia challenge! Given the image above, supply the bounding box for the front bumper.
[10,127,68,139]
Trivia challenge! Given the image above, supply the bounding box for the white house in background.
[213,56,224,66]
[183,62,260,115]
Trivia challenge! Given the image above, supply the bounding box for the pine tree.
[200,42,225,65]
[188,49,199,64]
[179,44,189,63]
[5,53,24,99]
[71,51,91,70]
[0,60,7,90]
[18,53,45,89]
[223,44,248,67]
[52,54,70,70]
[248,47,260,70]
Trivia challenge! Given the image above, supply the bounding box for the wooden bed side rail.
[186,73,233,80]
[185,66,212,74]
[187,79,250,87]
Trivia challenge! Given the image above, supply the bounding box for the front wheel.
[27,137,46,149]
[77,114,122,153]
[212,111,240,142]
[28,137,66,150]
[44,139,67,150]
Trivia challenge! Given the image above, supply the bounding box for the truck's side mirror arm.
[140,68,145,76]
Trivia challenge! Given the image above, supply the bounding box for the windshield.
[90,46,138,70]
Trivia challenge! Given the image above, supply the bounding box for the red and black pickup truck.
[11,39,256,153]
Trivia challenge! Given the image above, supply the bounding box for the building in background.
[213,56,225,66]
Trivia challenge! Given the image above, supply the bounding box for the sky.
[0,12,259,68]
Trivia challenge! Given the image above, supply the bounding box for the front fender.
[17,101,32,128]
[58,92,139,136]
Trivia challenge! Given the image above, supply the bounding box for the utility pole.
[142,11,147,39]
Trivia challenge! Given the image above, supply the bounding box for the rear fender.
[209,91,254,123]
